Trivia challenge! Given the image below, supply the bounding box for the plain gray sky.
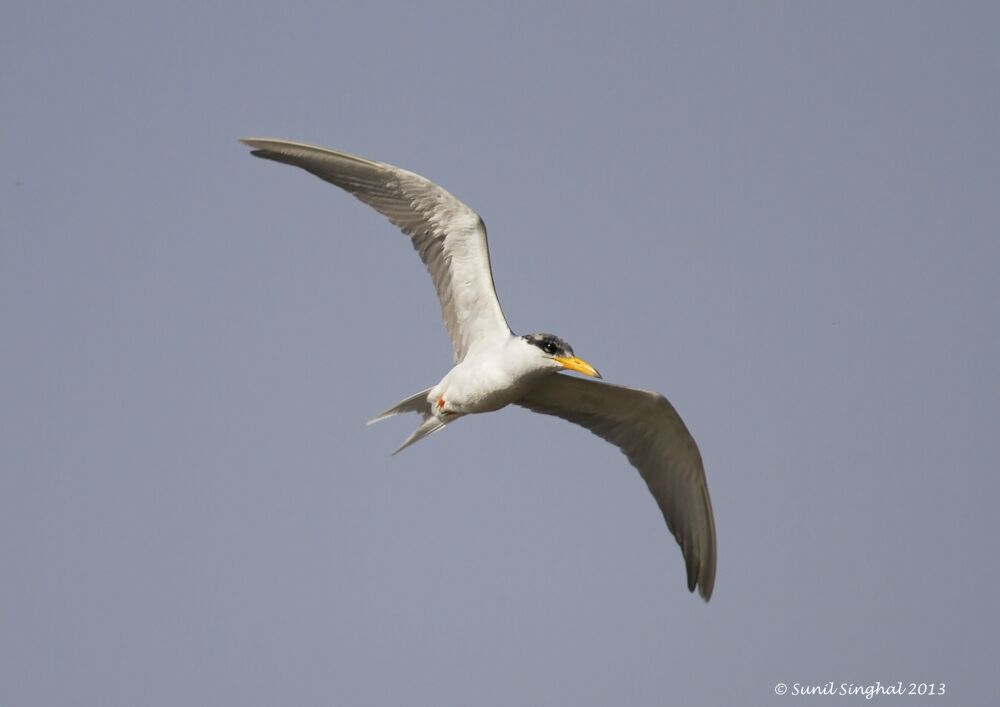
[2,2,998,705]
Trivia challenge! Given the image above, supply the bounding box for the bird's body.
[430,337,550,415]
[241,137,718,600]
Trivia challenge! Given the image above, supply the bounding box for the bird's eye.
[543,342,557,354]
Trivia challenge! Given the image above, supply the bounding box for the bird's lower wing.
[516,375,717,600]
[241,138,511,362]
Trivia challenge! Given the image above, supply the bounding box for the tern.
[241,138,717,600]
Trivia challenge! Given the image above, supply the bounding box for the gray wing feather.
[517,375,717,600]
[240,138,511,362]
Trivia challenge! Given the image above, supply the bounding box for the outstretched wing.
[517,374,717,600]
[241,138,511,362]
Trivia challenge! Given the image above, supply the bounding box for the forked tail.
[367,387,450,455]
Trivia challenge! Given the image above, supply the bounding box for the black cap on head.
[522,333,573,357]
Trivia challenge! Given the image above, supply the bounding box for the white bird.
[241,138,717,600]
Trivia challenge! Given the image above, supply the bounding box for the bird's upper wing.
[241,138,511,362]
[516,374,717,600]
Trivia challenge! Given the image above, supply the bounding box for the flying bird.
[241,138,717,600]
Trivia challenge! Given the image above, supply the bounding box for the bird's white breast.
[429,337,549,415]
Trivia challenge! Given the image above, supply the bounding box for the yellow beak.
[552,355,602,378]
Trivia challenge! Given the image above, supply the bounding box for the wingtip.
[696,565,715,602]
[686,555,715,601]
[238,138,267,160]
[688,581,713,602]
[238,137,280,157]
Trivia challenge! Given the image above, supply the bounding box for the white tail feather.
[367,387,457,454]
[367,387,433,425]
[392,416,448,455]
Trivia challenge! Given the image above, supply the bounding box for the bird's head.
[520,333,601,378]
